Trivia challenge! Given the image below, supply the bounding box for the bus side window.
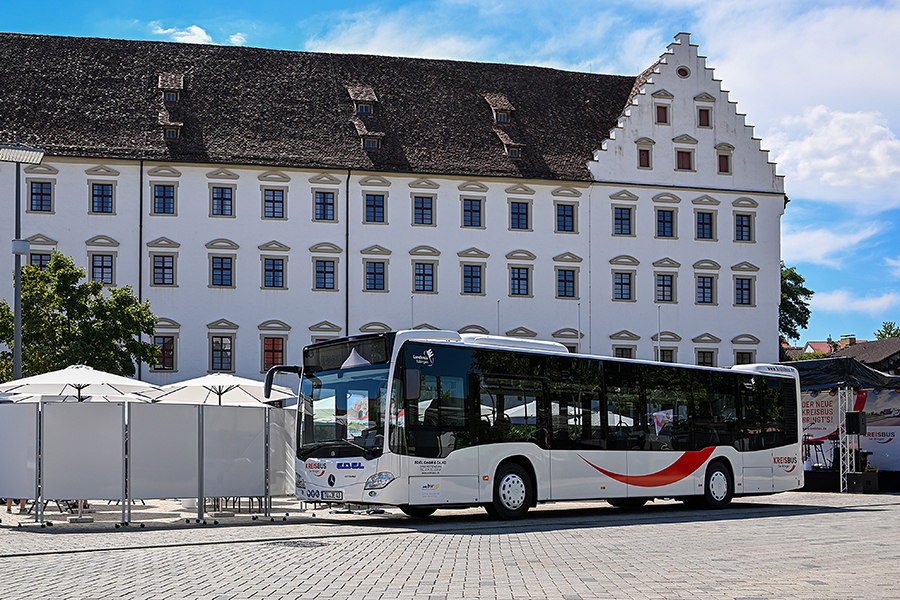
[738,374,764,451]
[605,361,646,450]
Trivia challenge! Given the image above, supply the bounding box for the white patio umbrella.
[0,365,162,401]
[8,392,152,403]
[143,373,294,407]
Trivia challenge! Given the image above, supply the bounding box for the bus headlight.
[365,472,395,490]
[296,475,306,490]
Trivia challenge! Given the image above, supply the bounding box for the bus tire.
[399,505,436,518]
[703,461,733,509]
[607,498,648,509]
[487,462,533,520]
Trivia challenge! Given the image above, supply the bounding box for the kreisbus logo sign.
[773,455,797,472]
[413,348,435,367]
[305,461,327,476]
[868,431,896,444]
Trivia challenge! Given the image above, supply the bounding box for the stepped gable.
[0,32,636,181]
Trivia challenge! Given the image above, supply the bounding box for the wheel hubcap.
[709,471,728,501]
[498,473,526,510]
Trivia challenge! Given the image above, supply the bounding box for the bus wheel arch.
[485,457,535,520]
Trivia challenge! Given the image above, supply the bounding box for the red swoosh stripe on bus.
[578,447,716,487]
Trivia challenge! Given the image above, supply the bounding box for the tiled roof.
[832,338,900,369]
[0,33,637,181]
[804,342,835,355]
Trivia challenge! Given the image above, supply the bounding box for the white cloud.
[150,23,215,45]
[886,257,900,279]
[230,33,247,46]
[781,221,881,267]
[811,289,900,317]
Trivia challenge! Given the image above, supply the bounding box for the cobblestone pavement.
[2,492,899,599]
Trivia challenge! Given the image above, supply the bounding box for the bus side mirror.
[404,369,421,402]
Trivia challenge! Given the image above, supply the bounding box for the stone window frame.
[694,208,718,241]
[695,348,718,367]
[363,258,390,293]
[87,179,117,215]
[508,264,533,298]
[655,347,678,363]
[150,181,179,216]
[260,334,288,373]
[716,143,734,175]
[612,270,636,302]
[612,346,636,359]
[654,270,678,304]
[208,254,237,289]
[734,212,755,243]
[261,185,288,220]
[411,193,437,227]
[555,265,579,300]
[261,255,288,290]
[312,187,340,223]
[152,333,179,372]
[26,177,56,214]
[208,333,236,373]
[209,183,236,218]
[733,274,756,307]
[554,200,579,234]
[150,252,179,288]
[461,196,486,229]
[734,350,756,365]
[612,204,636,237]
[695,273,718,306]
[461,262,487,296]
[88,251,116,286]
[508,198,533,232]
[655,206,678,239]
[312,257,340,292]
[412,259,438,294]
[675,148,695,172]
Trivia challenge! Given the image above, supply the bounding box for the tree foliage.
[780,262,814,342]
[874,321,900,340]
[793,351,829,361]
[0,253,158,381]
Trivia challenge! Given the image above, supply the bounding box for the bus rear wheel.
[607,498,648,509]
[399,505,436,518]
[702,461,733,509]
[486,463,533,520]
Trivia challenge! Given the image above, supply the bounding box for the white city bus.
[266,330,802,519]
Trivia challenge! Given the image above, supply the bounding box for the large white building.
[0,32,785,385]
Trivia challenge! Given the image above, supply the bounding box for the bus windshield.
[299,364,389,460]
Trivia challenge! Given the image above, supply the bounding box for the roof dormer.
[347,85,377,114]
[484,93,515,125]
[158,73,184,104]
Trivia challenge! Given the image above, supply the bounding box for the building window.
[91,183,113,213]
[495,110,510,124]
[507,145,522,158]
[30,181,52,212]
[315,191,335,221]
[614,272,633,300]
[735,278,753,305]
[153,255,175,286]
[510,201,529,230]
[263,337,285,371]
[718,153,731,174]
[510,267,529,296]
[153,184,175,215]
[164,127,180,140]
[414,262,434,292]
[463,264,482,294]
[212,186,233,216]
[365,194,385,223]
[614,207,632,236]
[414,196,433,225]
[659,348,675,363]
[91,254,114,285]
[211,257,233,287]
[638,147,651,168]
[463,199,482,227]
[315,260,335,290]
[614,347,633,359]
[556,204,575,232]
[30,253,52,270]
[557,268,576,298]
[696,351,715,367]
[366,261,386,291]
[153,336,175,371]
[735,214,752,241]
[657,209,674,238]
[698,107,711,128]
[264,188,285,219]
[264,258,284,288]
[696,211,714,239]
[164,91,179,103]
[697,276,714,304]
[357,102,372,114]
[656,274,674,302]
[655,104,669,125]
[211,336,233,372]
[735,351,755,365]
[676,150,693,171]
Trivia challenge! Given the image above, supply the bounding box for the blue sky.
[5,0,899,346]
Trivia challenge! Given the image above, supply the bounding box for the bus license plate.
[322,491,343,501]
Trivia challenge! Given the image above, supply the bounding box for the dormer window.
[496,110,510,124]
[165,127,181,140]
[506,144,522,158]
[357,102,373,115]
[164,90,180,103]
[363,136,381,149]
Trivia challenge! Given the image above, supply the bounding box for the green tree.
[793,351,829,361]
[0,253,158,381]
[780,262,814,342]
[874,321,900,339]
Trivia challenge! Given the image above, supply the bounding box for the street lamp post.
[1,143,46,379]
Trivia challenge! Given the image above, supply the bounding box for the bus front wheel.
[399,505,436,518]
[486,463,533,520]
[703,461,733,509]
